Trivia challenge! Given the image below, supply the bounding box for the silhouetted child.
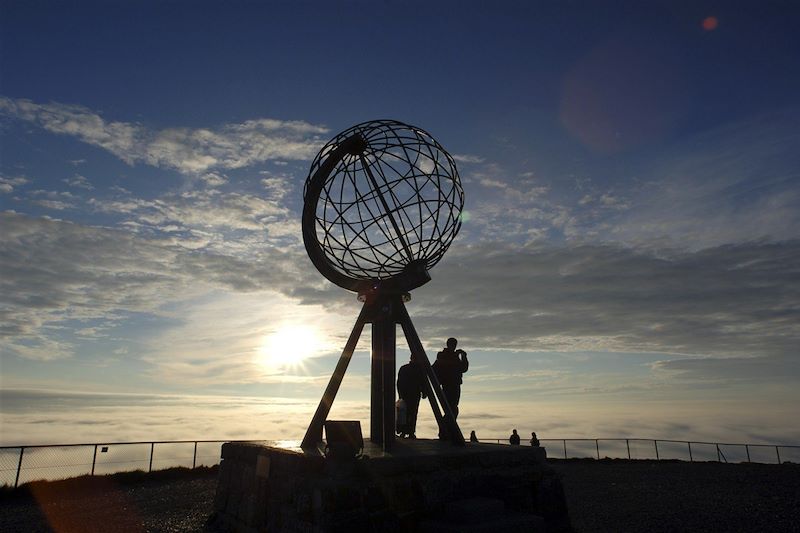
[509,429,520,445]
[470,430,478,443]
[530,431,540,446]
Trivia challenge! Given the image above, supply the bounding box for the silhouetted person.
[470,430,478,443]
[432,337,469,421]
[509,429,520,445]
[530,431,540,447]
[397,353,426,438]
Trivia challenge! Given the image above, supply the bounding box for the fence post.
[716,444,721,462]
[563,439,567,459]
[193,441,198,469]
[91,444,98,476]
[595,439,600,459]
[654,440,659,460]
[745,444,750,463]
[14,447,24,488]
[149,442,155,472]
[626,439,630,459]
[688,442,693,462]
[776,446,781,464]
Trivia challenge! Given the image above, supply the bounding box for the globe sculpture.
[302,119,464,295]
[301,120,466,450]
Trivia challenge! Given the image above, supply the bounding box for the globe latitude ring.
[302,119,464,294]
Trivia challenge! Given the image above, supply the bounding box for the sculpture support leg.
[302,295,463,451]
[301,305,368,449]
[371,315,396,450]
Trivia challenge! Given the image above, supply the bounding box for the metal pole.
[371,308,396,451]
[91,444,98,475]
[301,306,368,448]
[563,439,567,459]
[655,440,659,460]
[688,442,693,462]
[14,447,24,488]
[626,439,631,459]
[595,439,600,459]
[193,441,198,469]
[745,444,750,463]
[776,446,781,464]
[149,442,154,472]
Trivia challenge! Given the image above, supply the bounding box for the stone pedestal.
[211,439,570,532]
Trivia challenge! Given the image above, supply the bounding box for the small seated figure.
[469,430,478,443]
[530,431,540,447]
[509,429,520,445]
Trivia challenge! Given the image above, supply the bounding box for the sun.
[257,324,323,372]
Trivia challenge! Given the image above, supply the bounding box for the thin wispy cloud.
[0,97,329,174]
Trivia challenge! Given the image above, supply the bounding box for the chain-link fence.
[3,437,798,488]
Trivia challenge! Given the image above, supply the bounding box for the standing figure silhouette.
[432,337,469,420]
[396,353,426,438]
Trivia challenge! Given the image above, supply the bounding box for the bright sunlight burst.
[257,324,324,372]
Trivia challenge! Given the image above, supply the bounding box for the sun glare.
[257,325,323,372]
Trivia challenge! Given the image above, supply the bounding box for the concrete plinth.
[211,439,571,532]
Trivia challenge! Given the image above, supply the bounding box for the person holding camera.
[432,337,469,421]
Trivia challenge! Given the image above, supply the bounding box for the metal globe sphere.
[302,119,464,293]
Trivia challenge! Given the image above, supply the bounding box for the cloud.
[459,110,800,251]
[413,239,800,369]
[4,204,798,379]
[0,96,329,174]
[453,154,485,164]
[0,211,317,360]
[29,190,78,211]
[197,172,227,187]
[0,175,28,194]
[2,391,798,457]
[653,354,799,382]
[608,110,800,249]
[62,174,94,190]
[91,188,289,235]
[459,163,558,244]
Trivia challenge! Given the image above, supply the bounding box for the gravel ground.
[2,460,798,532]
[552,459,800,532]
[0,468,218,533]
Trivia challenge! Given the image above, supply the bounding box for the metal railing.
[2,437,798,488]
[0,439,261,488]
[484,437,800,465]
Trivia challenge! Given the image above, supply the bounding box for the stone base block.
[211,439,570,532]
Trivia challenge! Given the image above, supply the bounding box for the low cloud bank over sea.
[2,389,798,449]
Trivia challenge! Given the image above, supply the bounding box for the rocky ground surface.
[553,459,800,532]
[2,460,798,532]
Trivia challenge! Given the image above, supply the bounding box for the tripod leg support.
[301,307,368,449]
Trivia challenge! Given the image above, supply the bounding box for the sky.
[1,1,799,446]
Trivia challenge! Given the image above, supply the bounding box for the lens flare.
[702,16,718,31]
